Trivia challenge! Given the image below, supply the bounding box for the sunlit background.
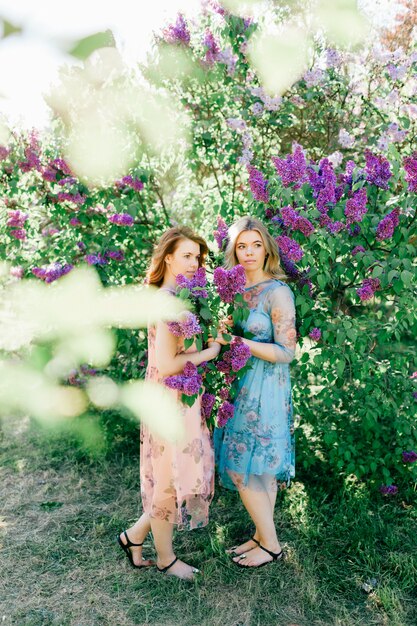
[0,0,400,129]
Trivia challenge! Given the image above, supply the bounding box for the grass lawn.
[1,415,416,626]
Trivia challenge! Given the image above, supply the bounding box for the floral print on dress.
[140,304,214,531]
[215,278,296,491]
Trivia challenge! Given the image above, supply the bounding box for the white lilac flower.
[328,151,343,167]
[338,129,354,148]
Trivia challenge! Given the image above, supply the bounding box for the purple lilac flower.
[308,159,337,213]
[105,249,125,262]
[214,216,229,250]
[167,312,202,339]
[176,267,208,299]
[10,229,26,240]
[325,48,342,68]
[365,150,392,189]
[57,191,86,205]
[57,176,77,186]
[338,129,354,148]
[272,144,308,190]
[345,188,368,225]
[0,146,10,161]
[85,254,108,266]
[403,153,417,192]
[201,393,216,420]
[413,391,417,401]
[203,29,220,65]
[278,206,314,236]
[247,165,269,202]
[77,241,86,251]
[41,226,60,237]
[51,158,72,175]
[352,245,366,255]
[69,217,81,226]
[341,160,359,186]
[327,221,344,234]
[230,337,251,371]
[379,485,398,496]
[10,266,24,279]
[164,361,203,396]
[219,387,229,401]
[116,175,144,191]
[251,102,263,116]
[304,67,325,87]
[108,213,134,226]
[238,148,253,166]
[42,167,57,182]
[279,254,300,280]
[19,145,41,172]
[402,450,417,463]
[217,401,234,427]
[7,210,28,228]
[163,13,190,45]
[276,235,304,262]
[348,224,361,236]
[213,265,246,303]
[410,372,417,379]
[309,328,321,341]
[357,278,381,301]
[218,47,238,76]
[376,208,400,240]
[32,262,73,283]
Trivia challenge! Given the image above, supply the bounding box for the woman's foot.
[157,556,200,581]
[118,531,155,568]
[226,536,260,556]
[232,542,282,568]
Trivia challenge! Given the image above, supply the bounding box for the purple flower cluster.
[217,400,234,427]
[272,144,307,189]
[51,158,72,175]
[309,328,321,341]
[307,159,338,213]
[357,278,381,301]
[201,392,216,420]
[341,160,361,186]
[219,387,230,401]
[376,208,400,240]
[278,206,314,236]
[116,175,144,191]
[218,337,251,374]
[403,153,417,192]
[365,150,392,189]
[327,220,344,234]
[32,262,73,283]
[85,249,125,265]
[57,191,86,205]
[164,361,203,396]
[7,210,28,228]
[402,450,417,463]
[167,312,202,339]
[352,245,366,256]
[379,485,398,496]
[247,165,269,203]
[213,265,246,303]
[214,216,229,250]
[69,217,81,226]
[203,29,220,65]
[176,267,208,299]
[276,235,304,262]
[19,138,41,172]
[10,229,26,240]
[105,249,125,261]
[163,13,190,45]
[108,213,134,226]
[0,145,10,161]
[344,188,368,225]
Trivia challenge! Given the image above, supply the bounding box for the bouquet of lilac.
[162,254,252,422]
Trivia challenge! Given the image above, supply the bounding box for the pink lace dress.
[140,323,214,530]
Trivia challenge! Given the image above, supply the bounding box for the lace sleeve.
[268,284,297,364]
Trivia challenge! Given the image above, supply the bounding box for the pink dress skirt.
[140,324,214,530]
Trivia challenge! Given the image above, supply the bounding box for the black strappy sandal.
[117,530,152,569]
[227,536,260,555]
[234,543,283,568]
[157,556,200,577]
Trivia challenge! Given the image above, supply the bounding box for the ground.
[1,415,416,626]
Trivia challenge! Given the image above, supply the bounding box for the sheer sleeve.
[267,284,297,364]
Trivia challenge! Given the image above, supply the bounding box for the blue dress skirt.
[214,278,296,490]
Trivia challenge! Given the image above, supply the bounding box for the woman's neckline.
[244,278,275,290]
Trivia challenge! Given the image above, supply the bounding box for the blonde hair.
[224,216,287,281]
[146,226,208,287]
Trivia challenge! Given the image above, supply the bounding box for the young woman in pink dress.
[118,226,221,580]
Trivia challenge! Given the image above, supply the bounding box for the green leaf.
[401,270,413,288]
[200,307,212,321]
[68,30,115,60]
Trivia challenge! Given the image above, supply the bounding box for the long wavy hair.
[224,216,287,281]
[146,226,209,287]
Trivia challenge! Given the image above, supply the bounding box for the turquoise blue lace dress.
[214,278,296,490]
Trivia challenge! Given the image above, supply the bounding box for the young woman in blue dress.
[214,216,297,568]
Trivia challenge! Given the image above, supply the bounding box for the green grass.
[1,415,416,626]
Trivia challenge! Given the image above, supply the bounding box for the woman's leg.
[119,512,154,567]
[150,517,200,580]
